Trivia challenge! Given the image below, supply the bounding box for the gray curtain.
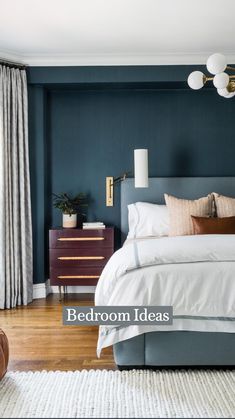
[0,65,33,309]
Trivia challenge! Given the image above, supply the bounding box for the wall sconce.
[134,149,149,188]
[106,149,149,206]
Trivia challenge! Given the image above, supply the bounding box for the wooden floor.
[0,294,115,371]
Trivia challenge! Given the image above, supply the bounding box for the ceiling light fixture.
[187,53,235,98]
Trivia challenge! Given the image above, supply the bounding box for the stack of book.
[82,222,106,230]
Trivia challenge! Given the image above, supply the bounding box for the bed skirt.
[113,331,235,367]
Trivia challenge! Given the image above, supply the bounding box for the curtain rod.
[0,58,28,69]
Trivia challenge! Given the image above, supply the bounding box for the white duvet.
[95,235,235,356]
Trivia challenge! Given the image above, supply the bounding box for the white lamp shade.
[206,53,227,75]
[187,71,205,90]
[134,149,149,188]
[213,72,229,89]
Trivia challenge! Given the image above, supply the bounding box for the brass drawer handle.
[58,256,105,261]
[58,275,100,279]
[58,237,105,241]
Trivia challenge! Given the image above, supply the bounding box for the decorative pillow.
[191,215,235,235]
[127,202,169,239]
[164,194,213,236]
[213,193,235,217]
[0,329,9,380]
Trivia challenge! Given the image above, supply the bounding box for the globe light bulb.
[213,72,229,89]
[206,53,227,75]
[187,71,205,90]
[224,91,235,98]
[217,88,230,97]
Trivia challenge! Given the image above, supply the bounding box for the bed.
[95,177,235,367]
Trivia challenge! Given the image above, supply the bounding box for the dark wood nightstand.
[49,227,114,299]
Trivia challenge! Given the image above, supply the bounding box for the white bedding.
[95,235,235,356]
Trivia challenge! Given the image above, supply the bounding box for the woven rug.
[0,369,235,418]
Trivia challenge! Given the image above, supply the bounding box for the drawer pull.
[58,275,100,279]
[58,256,105,261]
[58,237,105,242]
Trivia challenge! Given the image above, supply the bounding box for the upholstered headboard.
[120,177,235,241]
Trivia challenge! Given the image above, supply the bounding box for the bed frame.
[113,177,235,368]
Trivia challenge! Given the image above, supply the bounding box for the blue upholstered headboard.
[120,177,235,242]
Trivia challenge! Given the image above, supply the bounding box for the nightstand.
[49,227,114,299]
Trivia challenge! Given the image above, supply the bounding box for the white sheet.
[95,235,235,356]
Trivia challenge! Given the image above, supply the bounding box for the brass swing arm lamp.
[106,172,131,207]
[113,172,130,184]
[106,149,149,207]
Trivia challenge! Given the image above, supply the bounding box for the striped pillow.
[164,194,213,236]
[213,193,235,217]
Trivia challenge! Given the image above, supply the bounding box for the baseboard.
[50,285,96,294]
[33,279,51,299]
[33,280,95,299]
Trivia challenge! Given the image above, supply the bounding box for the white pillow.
[127,202,169,239]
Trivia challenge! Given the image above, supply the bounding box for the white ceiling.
[0,0,235,66]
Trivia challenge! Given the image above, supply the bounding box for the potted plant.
[53,192,88,228]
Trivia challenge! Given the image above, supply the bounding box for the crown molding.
[1,48,235,67]
[0,49,27,65]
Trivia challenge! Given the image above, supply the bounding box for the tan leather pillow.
[192,215,235,235]
[213,193,235,217]
[164,194,213,236]
[0,329,9,380]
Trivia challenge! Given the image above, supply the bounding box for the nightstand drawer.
[49,228,114,249]
[50,267,103,286]
[50,248,113,268]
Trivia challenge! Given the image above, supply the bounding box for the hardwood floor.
[0,294,115,371]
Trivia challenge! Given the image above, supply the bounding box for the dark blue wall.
[28,66,235,283]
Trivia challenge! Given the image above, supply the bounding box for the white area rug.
[0,369,235,418]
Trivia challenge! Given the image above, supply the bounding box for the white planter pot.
[63,213,77,228]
